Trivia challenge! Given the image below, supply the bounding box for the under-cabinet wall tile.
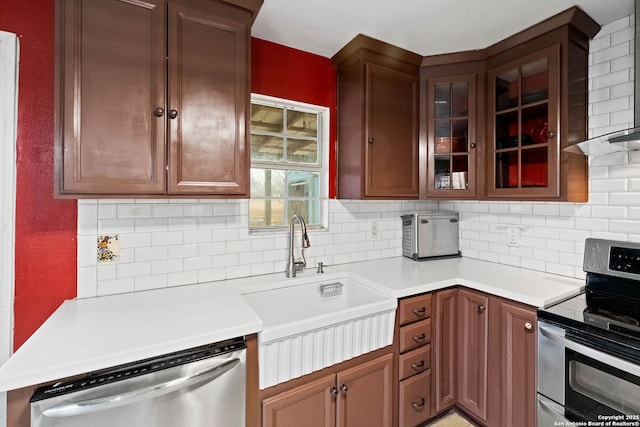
[135,274,167,292]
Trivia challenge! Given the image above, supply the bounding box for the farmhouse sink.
[241,272,397,388]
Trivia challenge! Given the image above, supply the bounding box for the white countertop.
[0,284,262,392]
[0,256,583,392]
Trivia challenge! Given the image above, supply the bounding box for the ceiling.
[251,0,635,59]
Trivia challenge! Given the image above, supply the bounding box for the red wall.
[1,1,78,350]
[252,38,337,197]
[0,4,337,351]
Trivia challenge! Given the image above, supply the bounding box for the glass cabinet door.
[426,74,476,197]
[488,45,560,198]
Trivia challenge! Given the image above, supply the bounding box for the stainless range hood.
[568,2,640,156]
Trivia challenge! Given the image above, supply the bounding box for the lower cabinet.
[433,288,458,414]
[397,293,433,427]
[493,296,537,427]
[431,288,537,427]
[457,288,489,423]
[262,353,393,427]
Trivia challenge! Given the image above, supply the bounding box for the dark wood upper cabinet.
[55,0,261,197]
[484,7,600,201]
[332,35,422,199]
[421,59,486,199]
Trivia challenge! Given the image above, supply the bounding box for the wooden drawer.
[399,344,431,381]
[399,294,432,326]
[399,318,431,353]
[399,369,431,427]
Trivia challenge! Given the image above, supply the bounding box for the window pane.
[496,68,518,111]
[496,151,518,188]
[251,104,283,133]
[434,84,450,119]
[287,110,317,137]
[250,168,285,198]
[249,199,285,227]
[522,147,547,187]
[287,138,318,164]
[288,171,319,198]
[451,82,468,117]
[435,155,450,189]
[522,57,548,105]
[251,134,284,162]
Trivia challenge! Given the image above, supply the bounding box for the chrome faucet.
[286,214,310,278]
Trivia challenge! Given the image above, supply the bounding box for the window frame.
[249,94,330,232]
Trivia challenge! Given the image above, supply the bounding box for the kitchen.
[1,0,640,426]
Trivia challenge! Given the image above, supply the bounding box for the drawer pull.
[411,397,426,409]
[412,307,426,316]
[411,360,425,371]
[412,333,426,343]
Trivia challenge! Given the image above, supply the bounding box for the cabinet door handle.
[477,304,485,313]
[524,321,534,332]
[547,131,556,138]
[411,360,425,371]
[411,397,425,409]
[367,137,373,144]
[329,386,338,398]
[412,333,426,343]
[168,109,179,119]
[339,384,348,395]
[412,307,426,316]
[154,107,164,117]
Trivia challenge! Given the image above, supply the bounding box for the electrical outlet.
[507,227,520,247]
[370,222,379,239]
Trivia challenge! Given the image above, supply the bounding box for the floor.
[423,410,479,427]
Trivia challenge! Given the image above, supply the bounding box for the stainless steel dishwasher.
[30,337,246,427]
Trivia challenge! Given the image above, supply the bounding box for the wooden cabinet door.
[364,63,418,198]
[495,298,537,427]
[167,0,250,195]
[425,73,478,199]
[487,45,560,199]
[457,289,489,423]
[56,0,166,195]
[433,288,458,414]
[336,353,393,427]
[262,375,336,427]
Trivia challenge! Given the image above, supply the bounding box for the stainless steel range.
[537,238,640,425]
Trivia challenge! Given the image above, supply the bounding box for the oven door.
[538,321,640,422]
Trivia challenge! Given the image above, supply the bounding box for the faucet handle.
[317,262,326,274]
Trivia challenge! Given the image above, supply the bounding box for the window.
[250,95,328,229]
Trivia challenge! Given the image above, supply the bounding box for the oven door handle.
[539,323,640,377]
[41,357,241,418]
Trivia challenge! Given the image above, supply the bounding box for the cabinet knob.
[339,384,348,395]
[412,307,426,316]
[412,333,426,343]
[154,107,164,117]
[524,321,534,332]
[329,386,338,398]
[470,142,476,149]
[411,360,425,371]
[477,304,485,313]
[547,131,556,139]
[411,397,426,409]
[168,109,179,119]
[367,137,374,144]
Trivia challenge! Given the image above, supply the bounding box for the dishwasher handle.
[42,357,241,418]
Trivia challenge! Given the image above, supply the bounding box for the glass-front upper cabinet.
[487,45,560,198]
[425,74,477,198]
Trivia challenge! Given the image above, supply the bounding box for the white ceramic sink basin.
[241,272,397,388]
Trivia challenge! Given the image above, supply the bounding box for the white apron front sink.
[241,272,396,389]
